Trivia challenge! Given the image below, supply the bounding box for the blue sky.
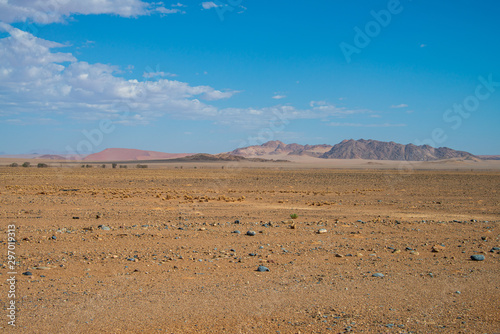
[0,0,499,155]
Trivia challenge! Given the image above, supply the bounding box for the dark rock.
[372,273,384,278]
[51,236,56,240]
[22,271,32,276]
[246,231,256,236]
[471,254,485,261]
[234,220,240,224]
[256,265,270,272]
[232,230,241,234]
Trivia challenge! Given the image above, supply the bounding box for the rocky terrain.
[0,166,499,333]
[320,139,479,161]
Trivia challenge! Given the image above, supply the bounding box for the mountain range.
[2,139,485,162]
[228,139,479,161]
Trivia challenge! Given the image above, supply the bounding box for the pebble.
[98,225,111,231]
[22,271,32,276]
[234,220,240,224]
[470,254,485,261]
[256,265,270,272]
[410,251,419,255]
[317,228,327,234]
[232,230,241,234]
[51,236,57,240]
[489,247,500,252]
[372,273,384,278]
[246,231,256,236]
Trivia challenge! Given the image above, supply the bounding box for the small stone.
[22,271,32,276]
[234,220,240,224]
[372,273,384,278]
[489,247,500,252]
[335,254,343,258]
[72,216,79,219]
[470,254,485,261]
[405,247,413,251]
[232,230,241,234]
[410,251,419,255]
[392,249,401,254]
[317,228,327,234]
[98,225,111,231]
[51,235,57,240]
[455,291,461,294]
[246,231,256,236]
[432,245,445,253]
[256,265,270,272]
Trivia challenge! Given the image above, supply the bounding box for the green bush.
[290,213,298,220]
[37,163,48,168]
[112,163,117,169]
[22,162,30,167]
[9,163,18,167]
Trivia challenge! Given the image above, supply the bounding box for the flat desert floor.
[1,166,499,333]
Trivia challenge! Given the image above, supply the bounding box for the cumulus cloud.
[0,0,184,24]
[0,24,237,124]
[272,95,286,99]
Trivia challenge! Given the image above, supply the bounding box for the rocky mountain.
[319,139,478,161]
[229,140,333,158]
[230,139,478,161]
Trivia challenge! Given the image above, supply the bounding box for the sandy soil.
[1,166,499,333]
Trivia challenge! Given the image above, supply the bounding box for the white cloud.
[391,104,408,108]
[143,71,178,78]
[0,0,153,24]
[201,2,219,10]
[329,122,406,127]
[420,44,427,48]
[0,25,237,124]
[272,95,286,100]
[0,0,186,24]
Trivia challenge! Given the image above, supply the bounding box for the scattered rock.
[372,273,384,278]
[471,254,485,261]
[98,225,111,231]
[22,271,32,276]
[317,228,327,234]
[489,247,500,252]
[246,231,256,236]
[335,253,343,258]
[232,230,241,234]
[410,251,419,255]
[51,235,57,240]
[34,266,52,270]
[256,265,270,272]
[234,220,240,224]
[431,245,445,253]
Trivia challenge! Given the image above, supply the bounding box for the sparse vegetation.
[136,164,148,168]
[290,213,298,219]
[112,163,117,169]
[119,165,127,168]
[22,162,30,167]
[37,163,48,168]
[102,164,106,168]
[9,163,18,167]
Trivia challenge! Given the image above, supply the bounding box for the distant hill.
[229,140,333,158]
[37,154,66,160]
[83,148,194,161]
[320,139,478,161]
[477,155,500,160]
[230,139,479,161]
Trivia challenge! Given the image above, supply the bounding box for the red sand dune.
[83,148,194,161]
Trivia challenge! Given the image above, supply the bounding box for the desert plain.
[1,161,499,333]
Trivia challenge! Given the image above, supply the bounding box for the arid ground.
[1,164,499,333]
